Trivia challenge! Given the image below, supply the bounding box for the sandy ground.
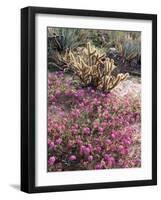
[112,76,141,98]
[113,76,141,164]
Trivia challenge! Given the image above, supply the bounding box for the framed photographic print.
[21,6,157,193]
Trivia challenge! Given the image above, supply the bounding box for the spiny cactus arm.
[110,59,116,71]
[107,73,129,90]
[109,75,122,90]
[120,73,129,81]
[77,73,88,85]
[69,51,85,72]
[83,67,92,80]
[63,51,80,72]
[63,49,73,65]
[99,53,106,60]
[104,59,111,76]
[91,54,99,65]
[63,48,93,83]
[83,43,105,65]
[101,75,112,90]
[79,57,92,71]
[104,58,116,76]
[77,55,82,65]
[90,65,101,87]
[86,42,97,66]
[71,57,82,72]
[95,53,106,64]
[87,42,96,56]
[69,51,77,64]
[79,69,92,85]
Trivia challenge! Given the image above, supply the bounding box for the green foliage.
[47,27,141,74]
[88,30,103,48]
[117,38,141,60]
[48,27,89,51]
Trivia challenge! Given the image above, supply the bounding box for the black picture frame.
[21,6,157,193]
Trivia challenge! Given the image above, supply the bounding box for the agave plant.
[63,42,129,91]
[117,39,141,61]
[48,27,89,52]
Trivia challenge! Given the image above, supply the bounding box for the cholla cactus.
[63,42,129,91]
